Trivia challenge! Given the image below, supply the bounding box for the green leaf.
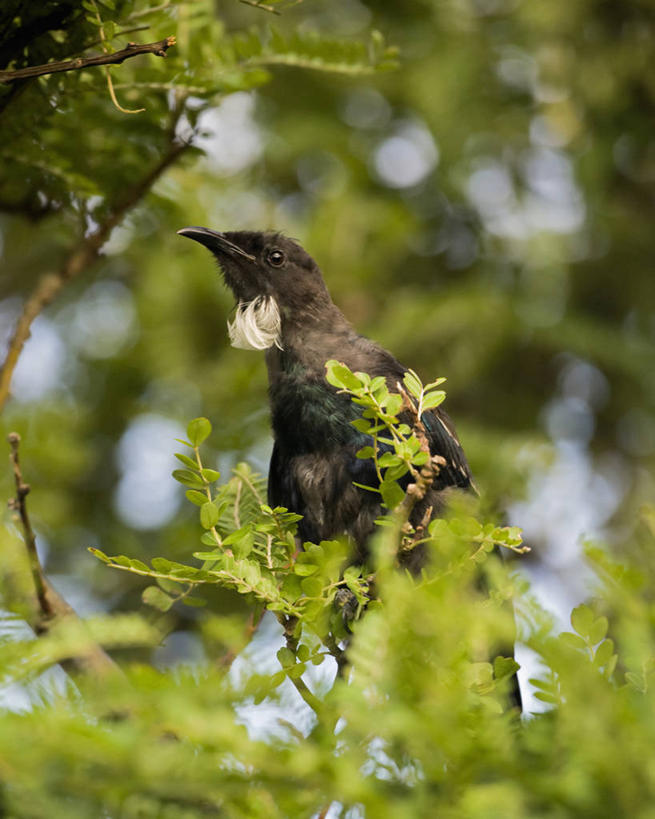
[385,394,403,416]
[281,574,302,601]
[351,418,372,433]
[380,479,405,509]
[403,370,422,399]
[201,468,220,482]
[300,577,323,597]
[172,469,204,489]
[187,417,212,447]
[384,463,409,483]
[287,663,306,679]
[88,547,110,563]
[450,517,483,538]
[109,555,133,568]
[294,563,319,576]
[142,586,174,612]
[223,527,254,558]
[325,360,363,392]
[571,604,595,639]
[200,502,219,529]
[176,453,199,470]
[493,656,520,681]
[151,557,177,573]
[593,638,615,667]
[193,551,223,561]
[534,691,559,704]
[559,632,588,652]
[185,490,207,507]
[276,646,295,668]
[181,596,207,607]
[157,577,182,595]
[352,481,381,494]
[422,390,446,410]
[356,446,376,459]
[378,452,401,468]
[589,616,609,645]
[269,671,286,689]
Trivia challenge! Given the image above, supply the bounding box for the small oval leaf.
[187,417,212,447]
[200,501,219,529]
[142,585,174,612]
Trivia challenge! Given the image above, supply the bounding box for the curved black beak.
[176,227,256,261]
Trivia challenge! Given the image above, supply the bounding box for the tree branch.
[0,132,188,414]
[0,36,176,83]
[395,385,446,554]
[6,433,120,678]
[282,618,326,717]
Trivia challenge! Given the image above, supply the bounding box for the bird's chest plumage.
[268,363,362,454]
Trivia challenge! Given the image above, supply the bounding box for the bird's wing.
[268,441,302,512]
[420,407,474,491]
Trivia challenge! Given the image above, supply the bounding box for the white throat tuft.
[228,296,283,351]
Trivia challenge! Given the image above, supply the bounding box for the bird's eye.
[267,249,286,267]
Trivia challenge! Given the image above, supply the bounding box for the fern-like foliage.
[215,463,268,537]
[222,26,399,76]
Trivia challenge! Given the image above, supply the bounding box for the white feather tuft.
[227,296,283,351]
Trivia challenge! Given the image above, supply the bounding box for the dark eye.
[267,249,286,267]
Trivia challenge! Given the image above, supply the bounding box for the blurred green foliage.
[4,381,655,815]
[1,0,655,813]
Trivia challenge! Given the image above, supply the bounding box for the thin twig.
[324,632,347,676]
[238,469,264,505]
[90,0,146,115]
[0,36,176,84]
[217,609,266,669]
[0,133,188,413]
[7,433,50,617]
[6,433,120,677]
[239,0,282,14]
[233,480,243,529]
[192,444,230,555]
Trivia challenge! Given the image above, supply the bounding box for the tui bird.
[177,227,474,572]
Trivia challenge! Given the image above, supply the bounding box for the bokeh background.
[1,0,654,693]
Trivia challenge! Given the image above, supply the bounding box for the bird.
[176,227,474,573]
[176,229,521,709]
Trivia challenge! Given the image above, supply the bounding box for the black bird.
[177,228,473,571]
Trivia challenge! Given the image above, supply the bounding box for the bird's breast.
[269,370,363,453]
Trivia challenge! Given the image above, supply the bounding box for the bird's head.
[177,227,331,351]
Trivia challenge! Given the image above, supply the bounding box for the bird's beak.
[176,226,256,261]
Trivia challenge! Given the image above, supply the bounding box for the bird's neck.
[266,301,357,375]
